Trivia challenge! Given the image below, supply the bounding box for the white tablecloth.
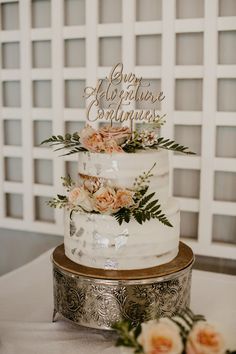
[0,249,236,354]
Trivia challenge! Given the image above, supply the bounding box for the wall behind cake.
[0,0,236,266]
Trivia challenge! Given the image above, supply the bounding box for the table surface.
[0,248,236,354]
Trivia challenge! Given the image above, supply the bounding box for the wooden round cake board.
[52,241,194,281]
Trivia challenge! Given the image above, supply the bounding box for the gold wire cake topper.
[83,63,166,125]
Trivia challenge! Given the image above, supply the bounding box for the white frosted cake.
[64,149,180,270]
[44,65,194,271]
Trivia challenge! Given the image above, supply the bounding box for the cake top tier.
[42,63,194,157]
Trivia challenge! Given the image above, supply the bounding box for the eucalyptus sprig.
[133,163,156,195]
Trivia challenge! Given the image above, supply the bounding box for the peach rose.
[82,132,105,152]
[104,139,124,153]
[93,186,117,214]
[68,187,94,212]
[99,125,131,145]
[79,125,95,142]
[80,125,105,152]
[68,187,81,204]
[80,174,102,193]
[114,189,134,209]
[138,318,183,354]
[186,322,226,354]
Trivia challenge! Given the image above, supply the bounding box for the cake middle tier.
[64,197,180,270]
[77,149,170,205]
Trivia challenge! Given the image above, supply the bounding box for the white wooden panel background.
[0,0,236,260]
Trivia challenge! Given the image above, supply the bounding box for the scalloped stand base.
[52,242,194,330]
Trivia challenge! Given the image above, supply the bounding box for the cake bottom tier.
[64,198,180,270]
[52,243,194,330]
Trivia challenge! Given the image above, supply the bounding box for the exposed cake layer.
[77,149,170,204]
[64,197,180,270]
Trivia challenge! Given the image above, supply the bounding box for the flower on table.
[186,322,226,354]
[113,308,235,354]
[137,318,183,354]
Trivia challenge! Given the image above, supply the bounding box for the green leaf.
[133,210,143,224]
[61,146,87,156]
[134,324,142,338]
[57,194,67,200]
[138,192,155,208]
[145,199,158,210]
[152,136,195,155]
[40,132,86,155]
[69,209,74,220]
[113,208,131,225]
[139,186,149,196]
[124,211,131,223]
[150,205,161,213]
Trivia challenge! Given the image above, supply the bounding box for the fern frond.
[41,133,85,155]
[138,192,155,208]
[114,208,131,225]
[61,146,87,156]
[153,137,195,155]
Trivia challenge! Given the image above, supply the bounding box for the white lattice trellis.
[0,0,235,260]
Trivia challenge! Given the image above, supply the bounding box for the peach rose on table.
[93,186,117,214]
[114,189,134,209]
[186,322,226,354]
[68,187,94,212]
[99,125,131,145]
[137,318,183,354]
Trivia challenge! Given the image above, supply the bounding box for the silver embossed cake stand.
[52,242,194,330]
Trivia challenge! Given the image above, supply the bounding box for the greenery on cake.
[113,163,172,226]
[47,164,172,227]
[113,308,236,354]
[41,123,195,156]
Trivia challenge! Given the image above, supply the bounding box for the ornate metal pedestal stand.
[52,242,194,330]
